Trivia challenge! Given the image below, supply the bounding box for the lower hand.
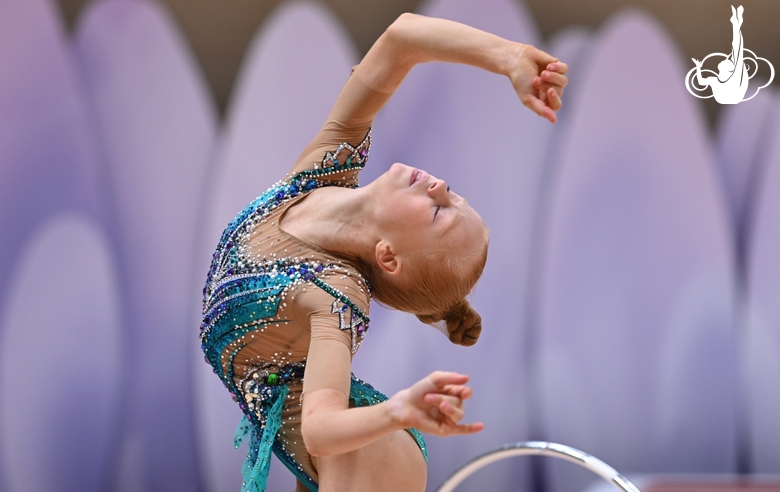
[388,371,484,436]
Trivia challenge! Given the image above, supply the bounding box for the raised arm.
[356,13,567,121]
[291,13,568,174]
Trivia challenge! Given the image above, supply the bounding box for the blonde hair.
[357,228,488,346]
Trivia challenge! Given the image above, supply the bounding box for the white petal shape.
[0,1,109,487]
[517,27,594,478]
[0,0,103,325]
[355,0,546,489]
[544,26,591,110]
[208,1,356,230]
[716,87,777,248]
[535,11,737,492]
[75,0,217,489]
[0,215,122,492]
[194,3,355,491]
[744,94,780,473]
[423,0,539,41]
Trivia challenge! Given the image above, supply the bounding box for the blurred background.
[1,0,779,491]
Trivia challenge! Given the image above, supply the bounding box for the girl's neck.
[281,186,377,264]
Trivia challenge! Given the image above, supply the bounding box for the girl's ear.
[375,240,401,275]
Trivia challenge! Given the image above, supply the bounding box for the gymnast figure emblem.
[685,5,774,104]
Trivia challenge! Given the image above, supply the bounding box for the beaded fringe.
[234,385,289,492]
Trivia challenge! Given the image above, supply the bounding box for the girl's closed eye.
[434,187,451,221]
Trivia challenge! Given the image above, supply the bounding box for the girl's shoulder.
[292,260,372,355]
[284,127,372,191]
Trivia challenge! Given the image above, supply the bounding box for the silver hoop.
[436,441,641,492]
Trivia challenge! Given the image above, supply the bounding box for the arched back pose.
[692,5,748,104]
[200,13,567,492]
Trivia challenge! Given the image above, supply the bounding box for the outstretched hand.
[388,371,484,436]
[508,44,569,124]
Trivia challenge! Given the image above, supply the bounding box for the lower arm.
[301,400,403,457]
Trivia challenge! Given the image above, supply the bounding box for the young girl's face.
[369,163,485,265]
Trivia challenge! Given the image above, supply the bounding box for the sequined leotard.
[200,69,427,492]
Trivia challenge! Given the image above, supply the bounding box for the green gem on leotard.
[267,373,279,385]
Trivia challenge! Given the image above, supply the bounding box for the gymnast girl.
[200,12,567,491]
[692,5,748,104]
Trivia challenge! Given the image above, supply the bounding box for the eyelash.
[434,187,451,220]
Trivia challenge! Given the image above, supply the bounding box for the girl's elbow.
[304,442,325,457]
[303,439,332,457]
[384,12,416,44]
[390,13,417,29]
[301,420,328,457]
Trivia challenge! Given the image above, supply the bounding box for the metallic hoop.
[436,441,641,492]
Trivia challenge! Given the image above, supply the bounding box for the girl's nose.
[428,178,451,203]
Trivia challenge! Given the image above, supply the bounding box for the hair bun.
[444,299,481,346]
[416,299,482,346]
